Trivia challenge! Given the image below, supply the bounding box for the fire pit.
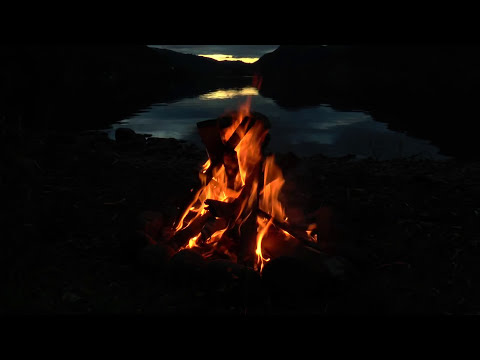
[165,97,322,273]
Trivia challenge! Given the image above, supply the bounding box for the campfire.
[165,83,320,273]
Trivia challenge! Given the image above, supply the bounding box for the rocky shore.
[2,128,480,315]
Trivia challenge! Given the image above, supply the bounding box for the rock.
[115,127,136,143]
[62,291,82,303]
[166,249,206,289]
[15,156,43,182]
[144,137,182,155]
[45,131,77,146]
[136,211,164,241]
[137,243,175,271]
[261,256,320,304]
[203,259,263,308]
[61,291,91,313]
[321,255,353,282]
[43,132,77,160]
[76,131,110,147]
[114,128,146,151]
[130,230,153,251]
[292,245,354,282]
[77,131,114,156]
[261,254,337,309]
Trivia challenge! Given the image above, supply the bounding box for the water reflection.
[199,87,259,100]
[105,86,448,160]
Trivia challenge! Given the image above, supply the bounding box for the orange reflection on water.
[199,87,259,100]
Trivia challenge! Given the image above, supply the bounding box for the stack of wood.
[167,111,347,276]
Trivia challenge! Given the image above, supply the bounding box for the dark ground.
[2,127,480,315]
[2,44,480,316]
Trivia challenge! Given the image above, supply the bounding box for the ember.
[166,85,319,273]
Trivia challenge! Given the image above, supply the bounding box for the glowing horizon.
[199,54,259,63]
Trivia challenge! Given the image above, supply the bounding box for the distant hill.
[254,44,480,159]
[255,45,480,107]
[0,45,178,130]
[0,45,254,131]
[151,48,254,78]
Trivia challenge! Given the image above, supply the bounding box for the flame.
[171,76,317,272]
[186,235,199,248]
[256,217,272,272]
[260,155,286,222]
[220,97,252,143]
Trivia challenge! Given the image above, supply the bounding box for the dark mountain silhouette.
[255,45,480,107]
[254,45,480,159]
[0,45,254,133]
[2,44,479,158]
[151,48,253,78]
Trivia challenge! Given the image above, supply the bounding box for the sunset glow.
[199,54,259,63]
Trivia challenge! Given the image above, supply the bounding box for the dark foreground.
[2,128,480,315]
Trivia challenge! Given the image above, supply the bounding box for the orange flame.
[256,217,272,272]
[260,155,286,222]
[172,81,316,273]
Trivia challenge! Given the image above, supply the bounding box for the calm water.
[105,86,448,160]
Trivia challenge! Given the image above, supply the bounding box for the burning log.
[196,119,225,183]
[224,114,254,149]
[256,208,321,252]
[196,111,270,189]
[202,161,264,266]
[204,199,236,218]
[168,99,325,273]
[223,148,240,190]
[169,212,213,251]
[197,216,229,246]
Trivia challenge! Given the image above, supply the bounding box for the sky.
[149,45,279,63]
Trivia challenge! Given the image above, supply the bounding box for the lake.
[104,86,449,160]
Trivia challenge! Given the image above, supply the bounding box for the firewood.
[256,208,321,251]
[166,249,206,290]
[239,164,262,266]
[223,148,240,190]
[137,243,175,271]
[169,212,213,250]
[204,199,235,219]
[203,259,264,309]
[196,119,224,166]
[170,112,278,269]
[196,112,271,194]
[225,115,254,150]
[225,112,270,151]
[260,225,301,259]
[197,217,229,246]
[238,208,258,266]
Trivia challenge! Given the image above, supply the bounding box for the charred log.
[169,212,213,250]
[223,148,240,190]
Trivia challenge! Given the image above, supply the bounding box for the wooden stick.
[256,208,324,253]
[169,212,213,251]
